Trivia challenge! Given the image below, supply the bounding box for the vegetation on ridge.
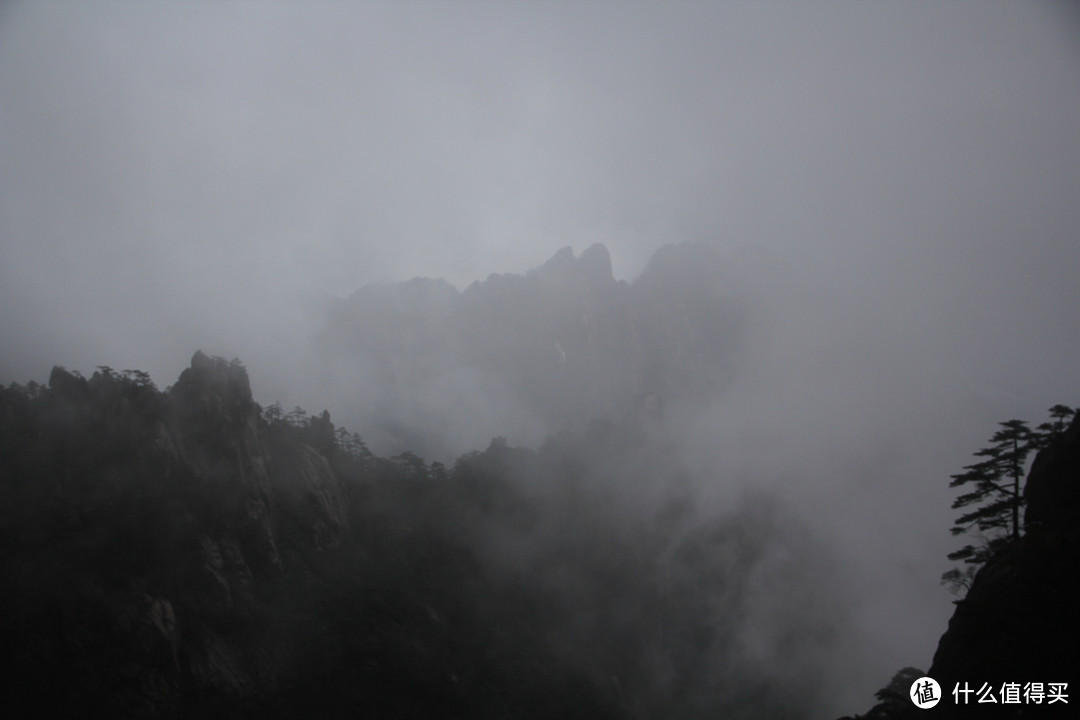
[0,354,842,719]
[941,405,1076,593]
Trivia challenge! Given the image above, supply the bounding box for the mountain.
[317,242,744,459]
[1,351,843,719]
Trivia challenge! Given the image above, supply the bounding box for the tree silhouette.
[943,406,1076,593]
[286,405,308,427]
[120,369,156,390]
[942,419,1033,592]
[263,402,284,424]
[1033,404,1076,450]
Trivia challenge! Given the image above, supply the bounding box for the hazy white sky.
[2,0,1077,388]
[2,1,1079,710]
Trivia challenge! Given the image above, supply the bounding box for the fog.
[2,1,1079,715]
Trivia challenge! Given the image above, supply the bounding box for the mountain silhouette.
[318,241,744,458]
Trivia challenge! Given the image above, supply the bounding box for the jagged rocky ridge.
[318,241,745,458]
[1,352,842,719]
[841,415,1080,719]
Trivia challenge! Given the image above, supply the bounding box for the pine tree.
[942,419,1033,592]
[263,402,284,424]
[286,405,308,427]
[942,405,1076,593]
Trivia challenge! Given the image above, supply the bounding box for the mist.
[2,1,1079,715]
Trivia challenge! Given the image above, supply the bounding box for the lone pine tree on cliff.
[942,405,1076,593]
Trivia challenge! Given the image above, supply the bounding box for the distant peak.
[535,243,614,285]
[540,246,577,274]
[580,243,613,282]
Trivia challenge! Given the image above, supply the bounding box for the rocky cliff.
[0,353,355,717]
[924,415,1080,718]
[841,416,1080,719]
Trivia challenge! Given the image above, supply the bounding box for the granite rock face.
[0,353,353,717]
[1023,416,1080,529]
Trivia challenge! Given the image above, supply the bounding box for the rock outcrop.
[841,416,1080,719]
[0,353,355,718]
[1023,416,1080,529]
[924,415,1080,718]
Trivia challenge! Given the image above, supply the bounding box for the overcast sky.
[2,0,1077,389]
[2,1,1079,709]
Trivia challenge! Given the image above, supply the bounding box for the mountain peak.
[539,246,576,275]
[535,243,614,285]
[174,350,253,406]
[580,243,613,283]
